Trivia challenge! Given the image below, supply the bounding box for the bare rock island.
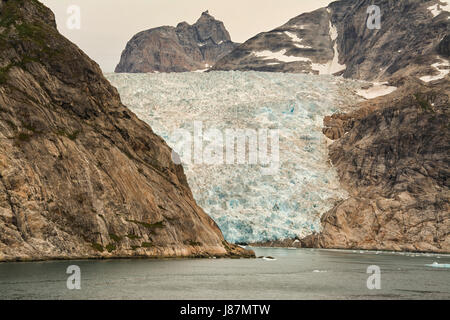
[0,0,253,261]
[115,11,239,73]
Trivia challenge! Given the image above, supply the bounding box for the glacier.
[106,71,366,243]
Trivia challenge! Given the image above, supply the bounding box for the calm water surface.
[0,247,448,300]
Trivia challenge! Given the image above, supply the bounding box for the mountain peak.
[116,10,238,73]
[197,10,215,22]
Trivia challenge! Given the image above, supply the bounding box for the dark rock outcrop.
[115,11,239,73]
[212,0,449,82]
[0,0,253,261]
[438,34,450,57]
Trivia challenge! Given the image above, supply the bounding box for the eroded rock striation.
[212,0,449,82]
[115,11,239,73]
[0,0,253,261]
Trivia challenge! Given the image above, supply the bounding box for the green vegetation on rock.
[91,243,104,252]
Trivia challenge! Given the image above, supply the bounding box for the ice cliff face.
[115,11,239,73]
[212,0,449,82]
[106,72,367,243]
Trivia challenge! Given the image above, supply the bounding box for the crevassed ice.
[106,71,364,243]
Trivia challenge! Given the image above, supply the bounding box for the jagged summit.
[115,11,239,73]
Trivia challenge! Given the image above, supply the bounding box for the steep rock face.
[212,0,449,82]
[302,78,450,253]
[438,34,450,57]
[0,0,252,261]
[115,11,239,73]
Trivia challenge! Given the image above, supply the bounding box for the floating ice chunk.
[313,270,327,273]
[106,71,364,243]
[309,22,346,75]
[428,4,440,17]
[329,22,338,42]
[425,262,450,268]
[253,21,345,75]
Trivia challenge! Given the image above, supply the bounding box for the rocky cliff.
[0,0,252,261]
[212,0,449,82]
[302,77,450,253]
[115,11,239,73]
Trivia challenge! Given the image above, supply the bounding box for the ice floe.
[428,0,450,18]
[425,262,450,268]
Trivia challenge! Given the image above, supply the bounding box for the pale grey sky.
[40,0,333,72]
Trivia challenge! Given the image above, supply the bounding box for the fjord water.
[0,248,449,300]
[106,72,364,243]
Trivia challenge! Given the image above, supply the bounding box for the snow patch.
[262,257,277,261]
[252,49,311,63]
[419,58,450,82]
[284,31,312,49]
[443,0,450,12]
[329,22,338,41]
[425,262,450,268]
[356,82,397,99]
[309,22,346,75]
[428,1,450,18]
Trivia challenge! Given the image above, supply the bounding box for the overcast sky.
[40,0,333,72]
